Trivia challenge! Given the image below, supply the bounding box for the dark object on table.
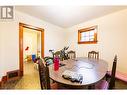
[59,63,66,67]
[62,70,83,83]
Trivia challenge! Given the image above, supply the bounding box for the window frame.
[78,26,98,44]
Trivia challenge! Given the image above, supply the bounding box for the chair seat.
[51,83,58,89]
[107,71,127,83]
[95,80,109,89]
[51,82,66,89]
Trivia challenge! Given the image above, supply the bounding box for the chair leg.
[105,74,111,81]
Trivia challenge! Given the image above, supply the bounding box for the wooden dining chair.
[95,55,117,89]
[38,58,59,89]
[67,50,76,59]
[88,51,99,59]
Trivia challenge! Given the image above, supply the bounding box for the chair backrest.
[109,55,117,89]
[88,51,99,59]
[54,51,62,60]
[38,59,50,89]
[67,50,76,59]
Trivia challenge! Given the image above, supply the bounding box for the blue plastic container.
[32,54,36,62]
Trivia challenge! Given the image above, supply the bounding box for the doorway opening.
[19,23,44,77]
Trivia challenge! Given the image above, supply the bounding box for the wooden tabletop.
[49,57,108,86]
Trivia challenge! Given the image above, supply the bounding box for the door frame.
[19,22,44,76]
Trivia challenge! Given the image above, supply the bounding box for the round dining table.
[49,57,108,87]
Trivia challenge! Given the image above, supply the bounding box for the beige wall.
[0,22,19,78]
[66,9,127,73]
[0,10,66,78]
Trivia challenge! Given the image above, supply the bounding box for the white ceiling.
[16,6,127,28]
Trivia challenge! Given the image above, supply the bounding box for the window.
[78,26,97,44]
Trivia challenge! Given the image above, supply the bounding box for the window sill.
[78,41,97,44]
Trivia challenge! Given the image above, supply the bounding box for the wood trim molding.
[0,69,20,89]
[19,23,44,31]
[2,76,7,83]
[0,76,7,89]
[41,31,44,58]
[7,70,20,81]
[0,80,1,88]
[19,23,23,76]
[78,41,97,44]
[78,25,98,44]
[19,22,44,77]
[78,26,97,32]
